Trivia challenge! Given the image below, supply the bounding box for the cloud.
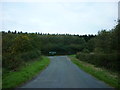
[1,2,118,35]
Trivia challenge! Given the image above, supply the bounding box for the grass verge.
[2,56,50,88]
[69,55,119,89]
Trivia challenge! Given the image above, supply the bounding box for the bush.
[82,48,89,53]
[3,53,23,70]
[3,50,41,71]
[20,50,41,61]
[76,52,119,72]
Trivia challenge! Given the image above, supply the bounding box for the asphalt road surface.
[21,56,111,88]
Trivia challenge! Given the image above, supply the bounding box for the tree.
[11,35,33,54]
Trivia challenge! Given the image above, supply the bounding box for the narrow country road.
[21,56,111,88]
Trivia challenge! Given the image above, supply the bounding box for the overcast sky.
[0,1,118,35]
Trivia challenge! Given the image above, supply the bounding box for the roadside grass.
[2,56,50,88]
[69,55,119,89]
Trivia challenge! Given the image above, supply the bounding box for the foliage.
[2,22,119,72]
[76,52,119,72]
[2,33,41,71]
[2,31,95,71]
[76,23,120,72]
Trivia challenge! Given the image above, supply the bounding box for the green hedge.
[20,50,41,61]
[76,52,119,72]
[3,50,41,70]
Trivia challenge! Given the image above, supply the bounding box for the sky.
[0,0,119,35]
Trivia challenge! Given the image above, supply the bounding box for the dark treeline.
[2,31,95,71]
[2,22,119,72]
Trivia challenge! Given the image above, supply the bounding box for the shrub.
[3,53,23,70]
[3,50,41,71]
[82,48,89,53]
[20,50,41,61]
[76,52,119,72]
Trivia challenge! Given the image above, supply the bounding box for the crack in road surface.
[21,56,111,88]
